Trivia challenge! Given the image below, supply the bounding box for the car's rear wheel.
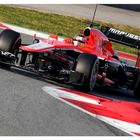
[134,74,140,98]
[0,29,21,54]
[74,53,99,92]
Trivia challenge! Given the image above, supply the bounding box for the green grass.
[0,5,139,54]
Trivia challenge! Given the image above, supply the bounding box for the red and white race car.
[0,23,140,98]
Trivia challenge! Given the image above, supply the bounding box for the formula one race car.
[0,23,140,98]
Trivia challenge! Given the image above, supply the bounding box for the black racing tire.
[112,55,119,60]
[134,74,140,98]
[74,53,99,92]
[0,29,21,53]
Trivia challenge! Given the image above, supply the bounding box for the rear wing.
[100,26,140,49]
[99,25,140,68]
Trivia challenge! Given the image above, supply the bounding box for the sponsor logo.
[109,28,140,41]
[0,51,15,58]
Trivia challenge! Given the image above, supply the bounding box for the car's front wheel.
[0,29,21,54]
[74,53,99,92]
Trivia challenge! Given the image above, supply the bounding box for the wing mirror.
[102,40,108,47]
[102,40,111,48]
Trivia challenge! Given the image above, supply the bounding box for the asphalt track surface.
[0,65,131,136]
[14,4,140,27]
[1,28,140,136]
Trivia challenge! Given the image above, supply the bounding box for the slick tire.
[134,74,140,98]
[75,53,99,92]
[0,29,21,53]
